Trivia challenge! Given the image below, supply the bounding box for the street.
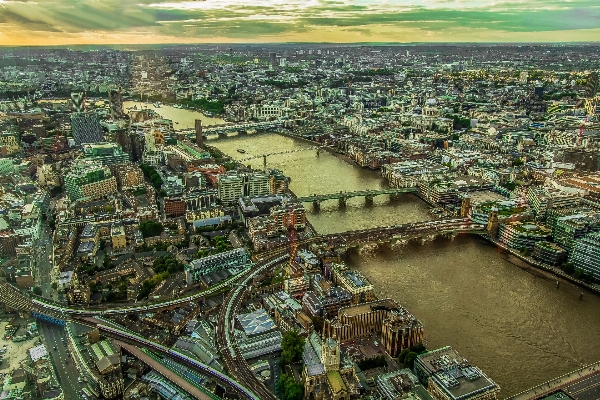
[33,226,56,299]
[39,321,86,400]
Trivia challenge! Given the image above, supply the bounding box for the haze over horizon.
[0,0,599,46]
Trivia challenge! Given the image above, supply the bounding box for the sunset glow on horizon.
[0,0,599,46]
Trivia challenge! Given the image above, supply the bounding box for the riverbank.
[483,235,600,296]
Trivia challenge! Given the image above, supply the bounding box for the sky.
[0,0,599,46]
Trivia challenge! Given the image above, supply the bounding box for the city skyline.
[0,0,599,46]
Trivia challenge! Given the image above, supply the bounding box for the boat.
[175,121,179,124]
[153,102,161,108]
[237,149,246,154]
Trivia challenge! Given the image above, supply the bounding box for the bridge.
[295,187,419,208]
[320,219,487,249]
[178,121,282,137]
[237,146,322,163]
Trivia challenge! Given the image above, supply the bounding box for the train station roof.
[236,308,275,336]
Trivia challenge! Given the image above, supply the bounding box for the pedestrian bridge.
[237,146,322,163]
[295,187,419,208]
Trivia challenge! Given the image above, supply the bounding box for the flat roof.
[339,298,398,318]
[417,347,499,400]
[29,344,48,362]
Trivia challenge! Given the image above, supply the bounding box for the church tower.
[321,336,340,372]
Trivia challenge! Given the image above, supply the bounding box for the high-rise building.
[108,87,124,120]
[217,173,244,204]
[218,171,272,204]
[71,92,85,113]
[64,161,118,201]
[71,112,103,145]
[569,231,600,281]
[195,119,203,147]
[269,52,277,69]
[245,172,270,197]
[81,142,130,166]
[269,169,291,194]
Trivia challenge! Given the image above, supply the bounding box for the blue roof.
[193,216,232,228]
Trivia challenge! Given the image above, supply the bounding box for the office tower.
[71,92,85,113]
[64,161,118,201]
[70,112,103,145]
[81,142,130,166]
[269,52,277,69]
[108,87,124,119]
[195,119,203,147]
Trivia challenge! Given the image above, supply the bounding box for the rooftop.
[417,347,499,400]
[236,308,275,336]
[339,298,398,318]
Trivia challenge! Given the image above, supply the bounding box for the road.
[33,226,56,299]
[39,321,87,400]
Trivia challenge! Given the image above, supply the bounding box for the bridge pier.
[339,196,347,207]
[313,199,320,210]
[449,232,457,241]
[365,195,374,205]
[390,193,401,201]
[316,148,321,156]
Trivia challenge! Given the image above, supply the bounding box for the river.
[123,101,225,128]
[150,106,600,397]
[212,133,432,234]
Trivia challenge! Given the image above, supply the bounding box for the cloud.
[0,0,598,45]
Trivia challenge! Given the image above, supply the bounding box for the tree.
[281,331,305,365]
[410,343,427,354]
[398,348,411,363]
[51,282,58,290]
[32,287,42,296]
[404,351,418,369]
[562,262,575,274]
[139,220,164,238]
[278,374,304,400]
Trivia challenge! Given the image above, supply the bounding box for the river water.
[212,133,432,234]
[146,106,600,397]
[123,101,225,128]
